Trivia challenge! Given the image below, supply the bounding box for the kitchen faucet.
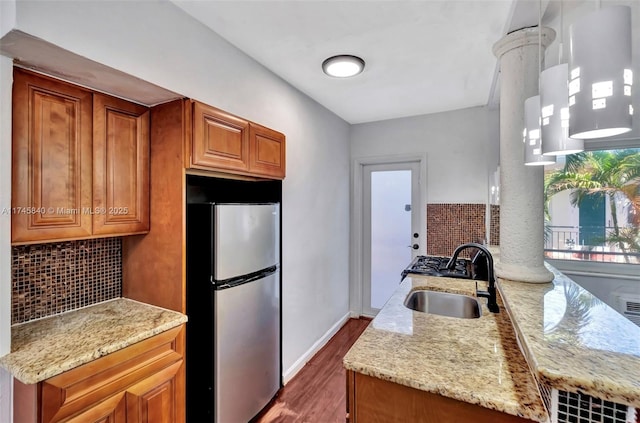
[445,243,499,313]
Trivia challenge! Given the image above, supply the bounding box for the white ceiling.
[173,0,525,124]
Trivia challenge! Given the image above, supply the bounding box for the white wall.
[350,106,499,204]
[571,273,640,312]
[0,53,13,423]
[8,0,351,382]
[551,260,640,313]
[549,190,578,227]
[0,4,16,418]
[1,0,16,39]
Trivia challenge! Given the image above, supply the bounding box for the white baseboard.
[283,312,351,384]
[349,311,360,318]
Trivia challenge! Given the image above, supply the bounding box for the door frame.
[350,153,427,317]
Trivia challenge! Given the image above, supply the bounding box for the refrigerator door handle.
[214,265,278,289]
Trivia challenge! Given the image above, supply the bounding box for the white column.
[493,27,555,283]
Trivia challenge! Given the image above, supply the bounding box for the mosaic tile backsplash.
[490,204,500,246]
[426,203,487,257]
[12,238,122,324]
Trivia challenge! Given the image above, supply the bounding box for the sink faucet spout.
[446,243,499,313]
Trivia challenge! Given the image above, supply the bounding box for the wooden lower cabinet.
[64,394,126,423]
[14,326,185,423]
[346,371,536,423]
[125,361,181,423]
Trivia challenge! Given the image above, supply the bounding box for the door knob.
[407,244,419,250]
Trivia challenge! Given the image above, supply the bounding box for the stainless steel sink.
[404,290,481,319]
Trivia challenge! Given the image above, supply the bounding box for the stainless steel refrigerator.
[186,203,281,423]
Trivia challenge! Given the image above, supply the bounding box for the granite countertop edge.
[343,357,539,420]
[496,264,640,408]
[0,298,188,385]
[343,276,550,423]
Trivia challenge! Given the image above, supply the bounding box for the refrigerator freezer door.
[214,204,279,281]
[214,271,280,423]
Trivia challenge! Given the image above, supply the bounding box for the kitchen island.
[344,263,640,423]
[343,276,548,422]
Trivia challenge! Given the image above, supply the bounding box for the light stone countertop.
[497,263,640,407]
[343,276,549,422]
[0,298,187,384]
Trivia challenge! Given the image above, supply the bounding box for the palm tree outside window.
[544,148,640,264]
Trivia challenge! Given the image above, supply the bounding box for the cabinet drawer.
[41,326,183,423]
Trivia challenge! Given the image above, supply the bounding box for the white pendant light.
[524,1,555,167]
[322,55,365,78]
[525,95,556,166]
[568,6,633,139]
[540,64,584,155]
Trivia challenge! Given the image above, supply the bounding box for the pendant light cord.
[538,0,542,93]
[559,0,564,63]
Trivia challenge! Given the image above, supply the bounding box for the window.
[544,148,640,264]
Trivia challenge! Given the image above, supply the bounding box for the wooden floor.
[253,318,371,423]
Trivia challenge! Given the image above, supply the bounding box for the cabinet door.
[12,68,93,243]
[93,93,150,235]
[64,394,126,423]
[191,101,250,173]
[125,361,183,423]
[249,123,286,179]
[40,326,183,423]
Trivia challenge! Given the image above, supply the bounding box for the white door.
[362,161,421,316]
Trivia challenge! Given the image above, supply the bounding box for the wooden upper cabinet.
[191,101,250,173]
[189,100,286,179]
[12,68,93,243]
[11,69,150,244]
[249,123,285,179]
[93,93,150,235]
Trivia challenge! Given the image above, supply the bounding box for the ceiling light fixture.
[322,55,365,78]
[568,5,633,139]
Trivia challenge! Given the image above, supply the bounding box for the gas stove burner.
[401,255,472,280]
